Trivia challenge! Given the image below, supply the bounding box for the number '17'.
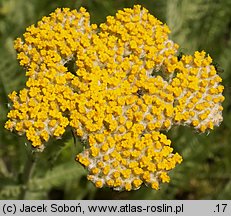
[216,204,227,212]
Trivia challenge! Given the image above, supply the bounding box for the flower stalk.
[18,151,37,199]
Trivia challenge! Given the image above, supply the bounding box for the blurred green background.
[0,0,230,200]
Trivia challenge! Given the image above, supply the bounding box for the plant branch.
[18,151,38,200]
[71,129,77,148]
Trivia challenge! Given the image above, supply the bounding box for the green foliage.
[0,0,230,199]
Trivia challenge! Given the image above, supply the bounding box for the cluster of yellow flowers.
[5,7,93,149]
[5,5,224,190]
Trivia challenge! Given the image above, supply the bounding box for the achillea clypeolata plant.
[5,5,224,191]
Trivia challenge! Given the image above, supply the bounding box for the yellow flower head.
[5,7,94,148]
[5,5,224,190]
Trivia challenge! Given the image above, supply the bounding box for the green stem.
[18,151,37,200]
[71,129,77,148]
